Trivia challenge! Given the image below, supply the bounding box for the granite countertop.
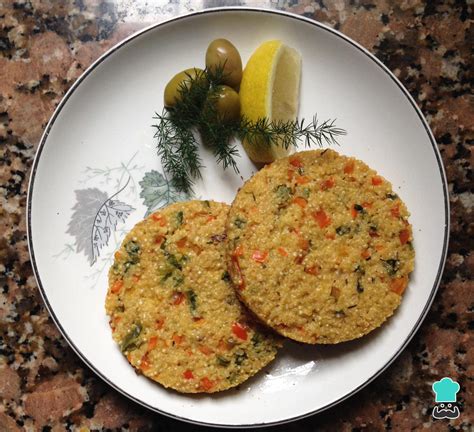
[0,1,472,431]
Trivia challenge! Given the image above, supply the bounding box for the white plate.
[27,7,449,428]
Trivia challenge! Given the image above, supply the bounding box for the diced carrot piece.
[183,369,194,380]
[140,354,150,371]
[252,250,269,263]
[375,244,384,251]
[172,292,185,305]
[154,235,164,245]
[198,345,213,355]
[351,205,358,219]
[391,205,400,218]
[369,230,379,238]
[298,237,310,250]
[232,322,248,340]
[321,178,335,190]
[362,201,373,209]
[114,251,121,260]
[200,377,214,391]
[151,213,167,226]
[399,229,410,245]
[111,280,123,294]
[296,175,310,185]
[289,156,303,167]
[390,277,408,295]
[313,209,331,228]
[155,318,165,330]
[325,233,336,240]
[132,274,141,283]
[231,256,245,290]
[172,334,184,345]
[287,169,295,180]
[176,237,187,248]
[361,249,371,259]
[305,266,319,275]
[292,196,308,208]
[207,215,217,222]
[372,176,383,186]
[147,336,158,351]
[277,247,288,257]
[344,161,354,174]
[233,244,244,257]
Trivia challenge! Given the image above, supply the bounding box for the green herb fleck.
[176,211,184,226]
[234,349,248,365]
[216,355,231,367]
[186,289,199,317]
[356,279,364,293]
[275,184,292,204]
[234,217,247,228]
[336,225,351,235]
[302,188,310,199]
[354,204,364,213]
[120,323,142,352]
[222,271,231,282]
[382,258,400,276]
[386,193,398,200]
[251,332,263,347]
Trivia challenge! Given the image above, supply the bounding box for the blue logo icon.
[432,377,460,420]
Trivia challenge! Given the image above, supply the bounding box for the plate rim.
[26,6,450,428]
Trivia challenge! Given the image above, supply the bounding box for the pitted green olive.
[205,39,242,89]
[209,85,240,122]
[164,68,207,107]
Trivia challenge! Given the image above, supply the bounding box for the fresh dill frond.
[153,65,347,193]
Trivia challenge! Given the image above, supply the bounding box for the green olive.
[205,39,242,89]
[163,68,206,107]
[209,85,240,122]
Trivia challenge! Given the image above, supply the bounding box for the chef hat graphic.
[432,377,460,403]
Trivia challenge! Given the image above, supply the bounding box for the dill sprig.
[153,66,346,193]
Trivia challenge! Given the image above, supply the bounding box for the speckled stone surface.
[0,1,472,431]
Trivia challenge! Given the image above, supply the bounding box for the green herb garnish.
[153,66,346,193]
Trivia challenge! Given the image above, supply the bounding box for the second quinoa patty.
[106,200,279,393]
[226,149,415,344]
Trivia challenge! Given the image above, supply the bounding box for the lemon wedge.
[239,40,302,163]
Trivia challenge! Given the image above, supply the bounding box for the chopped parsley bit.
[353,204,364,213]
[302,187,310,198]
[354,264,365,275]
[382,258,400,276]
[251,332,263,347]
[216,355,231,367]
[386,193,398,200]
[275,184,292,204]
[166,252,183,270]
[123,240,140,271]
[356,279,364,293]
[186,289,199,317]
[234,349,248,365]
[120,323,142,352]
[203,200,211,208]
[234,217,247,228]
[336,225,351,235]
[176,211,184,226]
[221,271,231,282]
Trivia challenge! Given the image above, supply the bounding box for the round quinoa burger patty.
[106,200,279,393]
[226,149,415,344]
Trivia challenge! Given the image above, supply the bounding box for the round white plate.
[28,7,449,428]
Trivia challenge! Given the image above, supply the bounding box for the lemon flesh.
[240,40,302,163]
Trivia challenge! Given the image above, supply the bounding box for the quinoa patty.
[226,150,415,344]
[106,201,279,393]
